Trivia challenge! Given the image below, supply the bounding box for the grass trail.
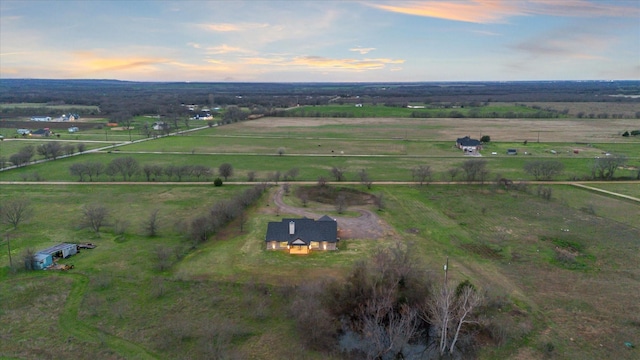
[58,273,159,360]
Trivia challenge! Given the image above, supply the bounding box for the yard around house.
[1,115,640,360]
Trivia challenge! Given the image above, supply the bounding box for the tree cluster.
[8,145,35,167]
[69,157,218,182]
[523,160,564,180]
[591,155,627,180]
[291,245,487,359]
[185,184,266,245]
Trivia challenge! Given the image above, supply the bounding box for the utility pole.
[444,256,449,287]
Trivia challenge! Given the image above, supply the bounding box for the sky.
[1,0,639,82]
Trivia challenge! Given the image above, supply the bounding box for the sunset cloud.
[350,47,376,55]
[291,56,404,71]
[70,52,170,75]
[368,1,523,24]
[205,44,254,55]
[368,0,640,23]
[200,22,269,32]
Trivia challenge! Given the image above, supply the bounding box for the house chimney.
[289,221,295,235]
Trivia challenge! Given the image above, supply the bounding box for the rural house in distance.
[265,216,338,254]
[456,136,483,155]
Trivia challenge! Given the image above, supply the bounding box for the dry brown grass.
[223,116,640,142]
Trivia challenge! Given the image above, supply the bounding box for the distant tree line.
[3,79,637,119]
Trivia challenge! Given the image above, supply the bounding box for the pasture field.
[3,150,637,183]
[2,117,639,181]
[1,183,639,360]
[0,102,100,112]
[1,116,640,359]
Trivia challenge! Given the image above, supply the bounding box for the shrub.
[213,178,223,186]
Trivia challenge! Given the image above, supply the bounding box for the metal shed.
[33,253,53,270]
[38,243,77,259]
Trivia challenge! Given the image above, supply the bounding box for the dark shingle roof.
[456,136,481,147]
[265,216,338,245]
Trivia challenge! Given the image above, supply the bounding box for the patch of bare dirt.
[272,187,392,240]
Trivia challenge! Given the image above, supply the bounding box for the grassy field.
[286,103,554,118]
[0,102,100,112]
[1,183,639,359]
[1,116,640,359]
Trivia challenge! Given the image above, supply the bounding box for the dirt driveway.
[272,188,392,240]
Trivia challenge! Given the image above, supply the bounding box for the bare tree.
[412,165,432,186]
[424,261,484,356]
[358,169,372,189]
[524,160,564,180]
[218,163,233,181]
[145,209,160,237]
[63,143,75,156]
[447,167,460,182]
[461,159,488,183]
[317,176,327,187]
[70,163,89,181]
[282,183,291,195]
[155,246,172,271]
[87,162,105,181]
[592,154,627,180]
[331,166,346,181]
[335,194,347,214]
[284,167,299,181]
[269,171,281,185]
[22,248,36,271]
[299,191,309,207]
[277,147,285,156]
[247,170,257,182]
[106,156,140,181]
[1,199,32,230]
[81,204,109,234]
[77,143,86,153]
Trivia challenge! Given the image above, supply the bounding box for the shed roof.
[37,243,76,255]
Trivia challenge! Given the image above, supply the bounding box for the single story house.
[507,149,518,155]
[456,136,483,153]
[68,126,80,133]
[33,253,53,270]
[265,216,338,254]
[17,128,31,135]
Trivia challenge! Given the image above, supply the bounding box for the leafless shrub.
[331,166,346,181]
[155,246,173,271]
[536,186,553,200]
[144,209,160,237]
[113,218,130,236]
[554,247,576,265]
[22,248,36,271]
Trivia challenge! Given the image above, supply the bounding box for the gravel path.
[272,187,392,240]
